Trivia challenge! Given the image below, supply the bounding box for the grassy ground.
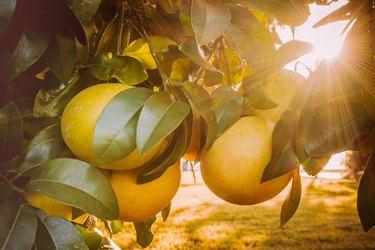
[111,172,375,250]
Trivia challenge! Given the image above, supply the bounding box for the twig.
[0,171,24,194]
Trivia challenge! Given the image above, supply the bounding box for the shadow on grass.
[113,177,375,250]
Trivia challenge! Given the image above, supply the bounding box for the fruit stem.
[0,171,24,194]
[219,38,232,87]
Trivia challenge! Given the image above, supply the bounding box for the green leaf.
[0,0,16,39]
[137,92,190,156]
[123,36,176,69]
[33,70,99,117]
[137,101,189,183]
[181,81,217,149]
[179,36,223,81]
[93,88,153,166]
[44,29,76,84]
[162,202,171,222]
[0,184,13,204]
[35,214,86,250]
[95,13,129,56]
[24,158,119,220]
[0,102,23,163]
[211,86,243,137]
[0,27,49,85]
[280,169,301,227]
[301,155,330,176]
[0,201,38,250]
[75,224,103,250]
[19,123,73,171]
[227,5,275,70]
[305,102,372,157]
[191,0,231,45]
[109,220,123,235]
[90,53,148,85]
[357,149,375,232]
[70,0,101,24]
[133,216,156,248]
[262,110,300,181]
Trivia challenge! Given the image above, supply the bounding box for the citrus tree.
[1,0,375,248]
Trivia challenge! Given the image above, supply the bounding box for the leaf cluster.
[1,0,375,248]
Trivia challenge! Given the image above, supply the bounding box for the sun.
[295,1,350,61]
[279,1,350,75]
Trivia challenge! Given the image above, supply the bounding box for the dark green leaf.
[24,158,119,220]
[35,214,86,250]
[280,169,301,227]
[33,70,99,117]
[301,155,330,176]
[137,93,190,183]
[75,224,103,250]
[262,110,299,181]
[137,92,190,156]
[0,183,13,204]
[93,88,153,165]
[357,149,375,232]
[19,123,73,171]
[191,0,231,45]
[133,216,156,248]
[0,102,23,163]
[179,36,223,82]
[70,0,101,24]
[90,53,148,85]
[211,86,243,137]
[44,30,76,84]
[181,81,217,149]
[162,202,171,222]
[0,27,49,84]
[305,102,372,157]
[95,13,129,56]
[291,60,360,109]
[0,0,16,39]
[0,201,37,250]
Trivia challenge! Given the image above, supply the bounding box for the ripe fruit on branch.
[109,161,181,222]
[24,191,72,220]
[61,83,164,170]
[200,116,293,205]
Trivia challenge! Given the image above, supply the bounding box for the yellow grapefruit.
[61,83,165,170]
[24,191,72,219]
[110,162,181,222]
[200,116,293,205]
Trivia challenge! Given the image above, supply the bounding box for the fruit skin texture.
[110,162,181,222]
[61,83,164,170]
[24,191,72,220]
[200,116,293,205]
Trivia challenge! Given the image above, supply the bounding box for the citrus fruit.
[61,83,165,170]
[24,191,72,219]
[200,116,294,205]
[110,162,181,222]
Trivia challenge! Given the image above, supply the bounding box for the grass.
[110,173,375,249]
